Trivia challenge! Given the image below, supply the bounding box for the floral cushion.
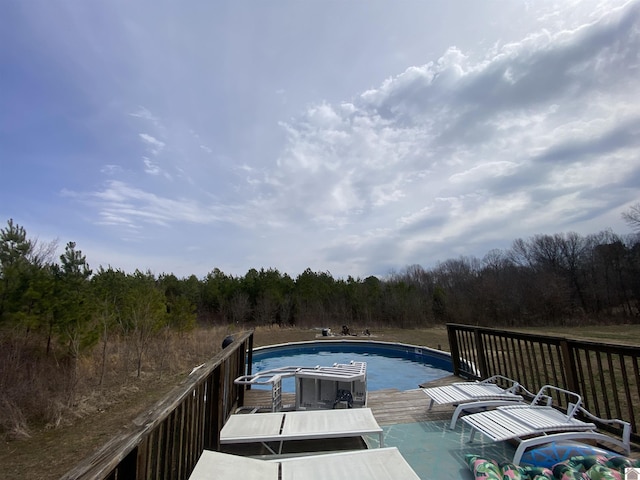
[521,466,554,479]
[551,462,589,479]
[584,464,622,480]
[464,454,640,480]
[604,456,638,471]
[500,462,527,480]
[465,454,502,479]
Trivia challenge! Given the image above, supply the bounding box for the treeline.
[2,219,640,352]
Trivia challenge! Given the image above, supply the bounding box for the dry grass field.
[1,323,639,479]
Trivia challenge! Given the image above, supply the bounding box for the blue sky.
[1,0,639,279]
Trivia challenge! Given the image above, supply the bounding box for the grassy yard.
[1,323,638,479]
[251,324,453,350]
[252,323,640,351]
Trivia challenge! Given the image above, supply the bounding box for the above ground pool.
[251,340,453,392]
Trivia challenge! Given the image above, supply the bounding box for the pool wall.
[251,340,454,373]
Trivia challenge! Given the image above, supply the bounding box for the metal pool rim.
[251,339,454,373]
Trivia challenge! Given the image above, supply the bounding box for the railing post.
[560,339,579,394]
[474,328,489,379]
[120,447,138,480]
[204,371,219,451]
[136,438,149,480]
[446,324,461,376]
[246,332,254,391]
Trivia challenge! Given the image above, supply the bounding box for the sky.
[1,0,639,280]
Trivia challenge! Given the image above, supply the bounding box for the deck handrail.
[446,323,640,445]
[60,330,254,480]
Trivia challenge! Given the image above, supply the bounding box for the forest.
[1,212,639,439]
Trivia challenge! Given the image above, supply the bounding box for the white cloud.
[100,164,123,175]
[65,180,250,237]
[129,106,162,129]
[141,157,157,174]
[449,162,521,184]
[138,133,165,155]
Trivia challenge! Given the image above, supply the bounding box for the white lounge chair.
[188,448,421,480]
[423,375,526,428]
[462,385,631,465]
[219,407,384,455]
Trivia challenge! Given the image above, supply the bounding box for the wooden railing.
[60,330,253,480]
[447,323,640,445]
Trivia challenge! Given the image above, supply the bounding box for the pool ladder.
[234,366,304,413]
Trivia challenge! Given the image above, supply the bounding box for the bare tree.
[622,202,640,232]
[227,292,251,325]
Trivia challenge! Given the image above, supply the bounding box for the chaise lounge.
[422,375,526,428]
[461,385,631,465]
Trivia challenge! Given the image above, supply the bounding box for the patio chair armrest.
[517,385,540,399]
[577,406,631,451]
[528,393,552,406]
[533,385,582,412]
[481,375,521,393]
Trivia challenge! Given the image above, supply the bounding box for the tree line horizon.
[2,212,639,345]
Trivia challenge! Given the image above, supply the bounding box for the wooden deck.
[240,374,460,426]
[238,375,640,460]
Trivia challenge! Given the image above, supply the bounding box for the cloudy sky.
[1,0,639,279]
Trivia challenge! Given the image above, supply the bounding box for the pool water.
[252,349,451,392]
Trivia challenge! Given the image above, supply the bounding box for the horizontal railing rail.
[60,330,253,480]
[447,323,640,446]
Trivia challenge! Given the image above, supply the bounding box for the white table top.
[220,407,382,444]
[189,448,420,480]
